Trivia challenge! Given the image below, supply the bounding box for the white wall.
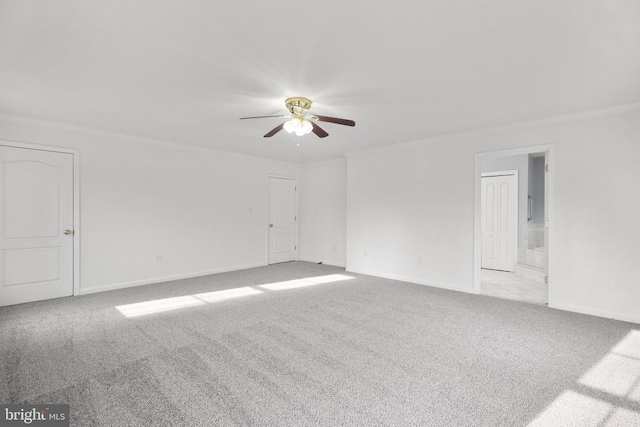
[481,154,529,246]
[0,118,300,293]
[346,108,640,324]
[298,158,347,267]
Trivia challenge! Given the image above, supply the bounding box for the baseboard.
[346,268,472,294]
[78,262,268,295]
[550,302,640,325]
[298,258,347,268]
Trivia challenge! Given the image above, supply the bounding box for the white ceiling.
[1,1,639,162]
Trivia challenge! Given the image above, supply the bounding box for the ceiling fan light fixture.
[283,119,297,134]
[283,118,313,136]
[299,119,313,135]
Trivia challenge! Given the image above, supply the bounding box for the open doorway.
[474,146,553,306]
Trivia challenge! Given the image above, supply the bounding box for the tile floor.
[481,268,548,305]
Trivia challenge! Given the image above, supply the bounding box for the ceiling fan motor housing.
[285,97,312,119]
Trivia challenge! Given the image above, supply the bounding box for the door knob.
[64,229,73,235]
[269,224,274,228]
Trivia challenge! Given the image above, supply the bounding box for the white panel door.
[268,177,297,264]
[0,146,74,306]
[481,174,517,272]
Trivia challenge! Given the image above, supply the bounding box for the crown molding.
[343,101,640,159]
[0,111,296,164]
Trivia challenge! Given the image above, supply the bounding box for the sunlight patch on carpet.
[116,287,262,317]
[528,390,613,426]
[529,330,640,426]
[259,274,355,291]
[116,296,206,317]
[194,287,262,303]
[579,331,640,399]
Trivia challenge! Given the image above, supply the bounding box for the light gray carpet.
[1,262,639,426]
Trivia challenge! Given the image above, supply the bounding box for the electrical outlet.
[156,255,162,263]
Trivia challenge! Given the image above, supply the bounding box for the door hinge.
[545,275,548,284]
[295,246,297,250]
[545,164,549,172]
[295,186,297,191]
[295,216,297,221]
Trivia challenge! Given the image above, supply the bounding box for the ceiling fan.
[240,97,355,138]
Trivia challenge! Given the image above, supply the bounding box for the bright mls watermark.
[0,405,69,426]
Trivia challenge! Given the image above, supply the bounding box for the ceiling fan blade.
[240,115,289,120]
[264,123,285,138]
[311,122,329,138]
[310,115,355,127]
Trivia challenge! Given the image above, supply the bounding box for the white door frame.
[473,144,555,306]
[480,170,518,272]
[0,139,81,296]
[266,175,298,264]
